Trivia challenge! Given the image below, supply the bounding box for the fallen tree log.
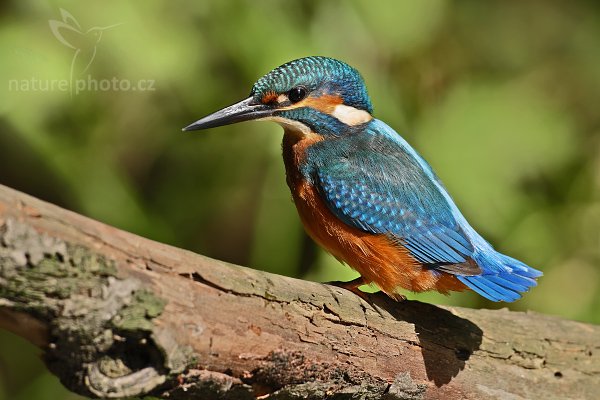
[0,183,598,399]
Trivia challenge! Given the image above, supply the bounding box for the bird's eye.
[288,86,307,103]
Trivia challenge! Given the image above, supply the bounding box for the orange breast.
[282,130,467,298]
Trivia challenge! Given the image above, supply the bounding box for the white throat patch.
[260,116,312,135]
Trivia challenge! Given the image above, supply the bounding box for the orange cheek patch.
[279,94,344,114]
[264,92,344,114]
[299,94,343,114]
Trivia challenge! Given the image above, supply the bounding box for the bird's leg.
[325,276,369,301]
[390,292,407,302]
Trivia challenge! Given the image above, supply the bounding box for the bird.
[183,56,542,302]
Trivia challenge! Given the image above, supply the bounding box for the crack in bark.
[179,271,293,306]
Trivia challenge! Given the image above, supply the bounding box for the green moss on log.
[112,289,167,331]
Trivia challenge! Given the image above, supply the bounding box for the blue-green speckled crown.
[251,56,373,114]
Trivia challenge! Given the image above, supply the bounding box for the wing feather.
[312,132,475,270]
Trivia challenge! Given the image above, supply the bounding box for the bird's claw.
[325,277,371,302]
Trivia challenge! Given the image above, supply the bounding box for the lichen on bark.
[0,217,178,398]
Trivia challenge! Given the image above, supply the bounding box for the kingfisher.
[183,56,542,302]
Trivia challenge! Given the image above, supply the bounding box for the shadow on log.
[376,299,483,386]
[0,183,598,399]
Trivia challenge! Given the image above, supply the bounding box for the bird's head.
[183,57,373,136]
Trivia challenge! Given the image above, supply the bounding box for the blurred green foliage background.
[0,0,599,398]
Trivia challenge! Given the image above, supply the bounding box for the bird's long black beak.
[182,97,273,132]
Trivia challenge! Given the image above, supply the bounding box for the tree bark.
[0,184,598,400]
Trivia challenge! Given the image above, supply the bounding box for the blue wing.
[310,129,476,271]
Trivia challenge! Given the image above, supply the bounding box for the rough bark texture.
[0,184,598,400]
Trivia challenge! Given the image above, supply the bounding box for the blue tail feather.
[486,275,531,292]
[457,251,542,302]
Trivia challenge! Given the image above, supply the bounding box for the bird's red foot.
[390,292,407,302]
[325,277,370,301]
